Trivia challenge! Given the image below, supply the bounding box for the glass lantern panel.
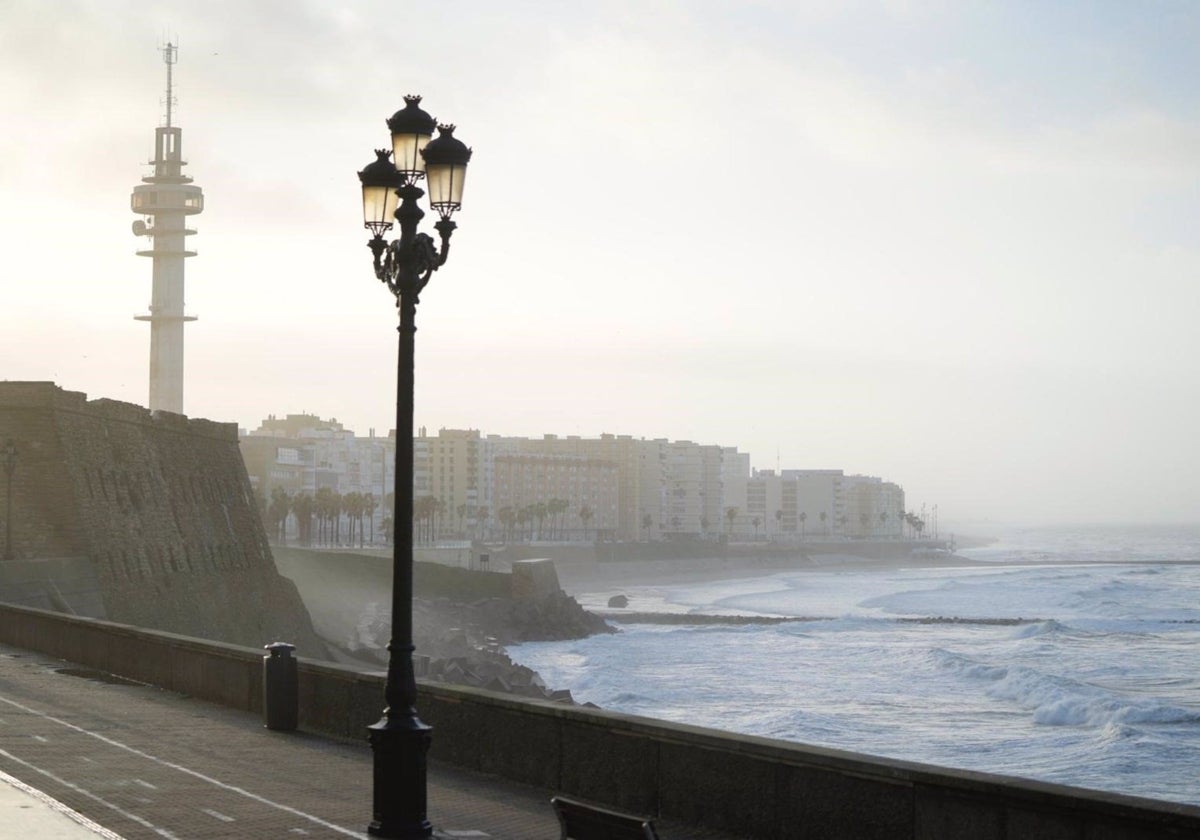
[362,183,398,228]
[392,132,432,176]
[425,163,466,214]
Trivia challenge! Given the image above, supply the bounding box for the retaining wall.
[0,601,1197,839]
[0,382,324,656]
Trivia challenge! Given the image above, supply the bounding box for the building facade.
[239,417,908,545]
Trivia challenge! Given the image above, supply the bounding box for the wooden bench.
[551,795,661,840]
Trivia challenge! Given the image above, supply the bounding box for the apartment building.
[241,416,907,545]
[416,427,482,536]
[490,452,619,539]
[241,414,394,540]
[842,475,905,538]
[740,469,901,540]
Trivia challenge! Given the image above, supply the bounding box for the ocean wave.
[1097,722,1141,743]
[1008,619,1067,639]
[934,650,1200,728]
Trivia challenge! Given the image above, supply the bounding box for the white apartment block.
[841,475,905,538]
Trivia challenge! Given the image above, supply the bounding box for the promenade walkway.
[0,642,734,839]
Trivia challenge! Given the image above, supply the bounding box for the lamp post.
[357,95,471,840]
[3,440,15,561]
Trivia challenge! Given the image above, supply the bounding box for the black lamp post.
[3,440,15,562]
[358,95,472,839]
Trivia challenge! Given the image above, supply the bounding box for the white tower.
[131,43,204,415]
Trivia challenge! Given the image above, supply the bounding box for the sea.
[509,524,1200,806]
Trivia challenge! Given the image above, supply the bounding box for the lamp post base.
[367,716,433,838]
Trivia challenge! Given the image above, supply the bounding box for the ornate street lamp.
[357,95,472,839]
[3,440,15,561]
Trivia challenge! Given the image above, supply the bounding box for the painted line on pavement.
[1,766,129,839]
[0,693,369,839]
[0,752,169,839]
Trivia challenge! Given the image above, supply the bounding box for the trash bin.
[263,642,298,731]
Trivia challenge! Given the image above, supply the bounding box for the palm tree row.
[256,486,379,548]
[902,510,927,539]
[491,498,596,542]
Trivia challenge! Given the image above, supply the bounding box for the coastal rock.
[352,590,611,703]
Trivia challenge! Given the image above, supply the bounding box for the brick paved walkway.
[0,644,740,839]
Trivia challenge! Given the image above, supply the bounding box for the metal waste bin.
[263,642,298,731]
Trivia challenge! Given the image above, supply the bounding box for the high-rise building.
[131,43,204,415]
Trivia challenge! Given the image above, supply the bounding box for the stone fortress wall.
[0,382,323,656]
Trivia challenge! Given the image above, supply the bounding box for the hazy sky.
[2,1,1197,527]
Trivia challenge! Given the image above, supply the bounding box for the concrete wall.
[0,382,324,656]
[0,601,1197,840]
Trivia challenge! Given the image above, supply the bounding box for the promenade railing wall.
[1,601,1198,840]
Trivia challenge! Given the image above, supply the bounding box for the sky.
[1,1,1197,528]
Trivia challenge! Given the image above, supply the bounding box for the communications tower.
[130,43,204,415]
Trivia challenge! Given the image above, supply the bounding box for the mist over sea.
[510,524,1200,805]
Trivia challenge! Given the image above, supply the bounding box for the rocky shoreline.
[343,589,615,704]
[276,544,1010,707]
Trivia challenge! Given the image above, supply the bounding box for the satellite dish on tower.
[132,219,151,236]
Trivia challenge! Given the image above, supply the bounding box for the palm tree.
[342,492,362,546]
[725,506,738,536]
[475,505,489,540]
[549,498,569,539]
[775,509,783,536]
[819,511,828,537]
[859,512,869,537]
[353,492,368,547]
[329,491,343,545]
[291,492,314,546]
[314,487,335,545]
[456,503,467,537]
[497,506,515,542]
[435,497,447,542]
[799,511,807,541]
[268,486,290,544]
[533,501,548,540]
[879,511,888,537]
[578,504,594,541]
[518,505,534,541]
[752,516,761,540]
[364,492,377,544]
[414,495,438,543]
[641,513,653,541]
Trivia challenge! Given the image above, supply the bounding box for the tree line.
[258,486,382,548]
[256,488,603,546]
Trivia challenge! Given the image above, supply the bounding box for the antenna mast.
[162,41,178,127]
[132,41,203,415]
